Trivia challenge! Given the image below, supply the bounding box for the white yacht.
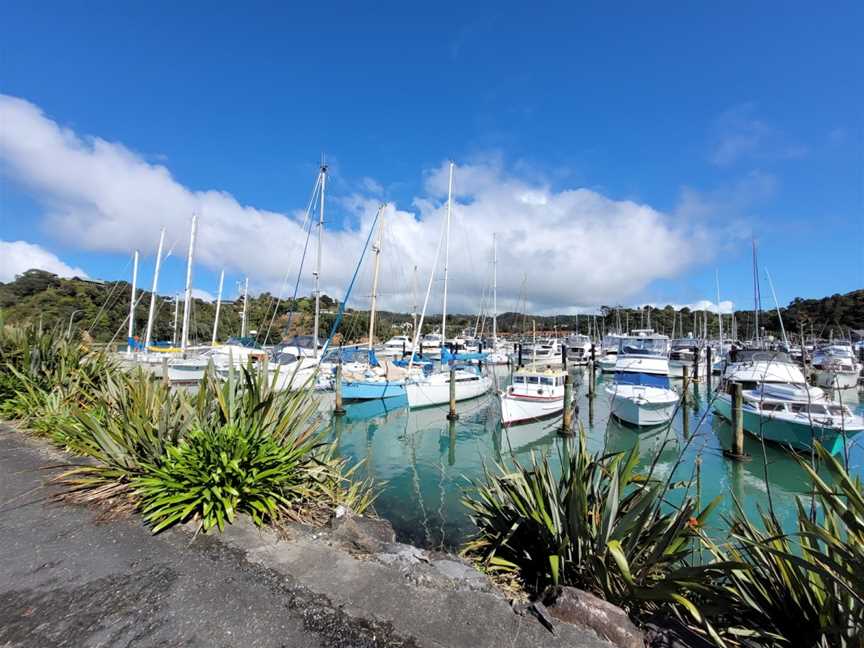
[377,335,411,359]
[597,333,624,372]
[500,368,567,426]
[812,343,861,389]
[713,350,863,453]
[668,338,703,378]
[605,333,679,427]
[564,334,592,365]
[419,332,444,359]
[405,366,492,408]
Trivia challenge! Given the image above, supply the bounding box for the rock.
[542,586,644,648]
[330,513,396,554]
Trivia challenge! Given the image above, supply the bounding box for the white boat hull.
[813,369,859,390]
[500,393,563,425]
[406,372,492,408]
[606,385,678,427]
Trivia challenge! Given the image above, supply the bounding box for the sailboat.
[339,207,419,400]
[405,161,492,409]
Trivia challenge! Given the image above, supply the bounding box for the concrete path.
[0,424,609,648]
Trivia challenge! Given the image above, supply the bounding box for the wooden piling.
[705,346,712,393]
[588,344,596,398]
[561,345,568,371]
[447,367,459,420]
[561,374,573,435]
[692,349,699,382]
[517,343,523,369]
[723,382,750,460]
[333,364,346,416]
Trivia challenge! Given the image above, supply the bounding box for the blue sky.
[1,1,862,314]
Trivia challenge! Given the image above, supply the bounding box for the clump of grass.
[0,322,375,534]
[706,443,864,647]
[462,427,737,641]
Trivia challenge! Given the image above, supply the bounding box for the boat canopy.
[618,336,668,356]
[226,336,261,348]
[728,349,794,364]
[442,348,488,364]
[613,372,671,389]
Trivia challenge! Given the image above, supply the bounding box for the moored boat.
[500,367,567,426]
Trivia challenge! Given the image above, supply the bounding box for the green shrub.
[709,444,864,646]
[462,428,737,641]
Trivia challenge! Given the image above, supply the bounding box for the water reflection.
[325,368,864,550]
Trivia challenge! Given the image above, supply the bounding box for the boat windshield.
[671,339,697,350]
[618,337,668,356]
[613,372,671,389]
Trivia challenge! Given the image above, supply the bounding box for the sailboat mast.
[412,265,418,334]
[180,213,198,354]
[367,206,384,352]
[492,233,498,343]
[441,161,453,341]
[126,250,139,353]
[313,161,327,359]
[240,277,249,338]
[752,239,761,344]
[212,269,224,345]
[715,270,723,347]
[764,267,788,347]
[172,294,179,346]
[144,227,166,349]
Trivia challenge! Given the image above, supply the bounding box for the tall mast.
[441,161,453,340]
[367,206,384,352]
[126,249,139,353]
[313,160,327,359]
[172,294,179,346]
[411,265,418,335]
[240,277,249,338]
[180,213,198,354]
[715,270,723,346]
[764,267,788,347]
[211,269,224,345]
[144,227,166,348]
[492,233,498,343]
[752,239,761,343]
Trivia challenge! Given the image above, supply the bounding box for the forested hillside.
[0,269,861,344]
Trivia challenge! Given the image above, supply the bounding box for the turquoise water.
[326,366,864,550]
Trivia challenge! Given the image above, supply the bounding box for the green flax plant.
[708,443,864,647]
[462,426,738,643]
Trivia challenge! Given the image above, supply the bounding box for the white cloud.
[0,94,718,315]
[0,239,87,282]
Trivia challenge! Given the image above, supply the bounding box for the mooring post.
[588,344,596,398]
[402,340,406,358]
[517,343,523,369]
[561,373,573,435]
[722,382,749,460]
[705,346,712,393]
[447,367,459,420]
[420,342,424,359]
[333,364,346,416]
[692,349,699,382]
[561,344,568,371]
[732,382,744,455]
[161,357,169,387]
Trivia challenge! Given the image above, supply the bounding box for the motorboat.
[812,343,861,390]
[605,333,679,427]
[713,349,863,453]
[500,367,567,426]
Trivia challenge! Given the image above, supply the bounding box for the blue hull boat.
[342,379,406,401]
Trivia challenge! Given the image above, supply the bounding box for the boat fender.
[538,388,544,395]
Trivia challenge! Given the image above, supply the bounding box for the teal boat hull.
[712,395,852,454]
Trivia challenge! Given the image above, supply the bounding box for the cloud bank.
[0,239,87,283]
[1,94,716,314]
